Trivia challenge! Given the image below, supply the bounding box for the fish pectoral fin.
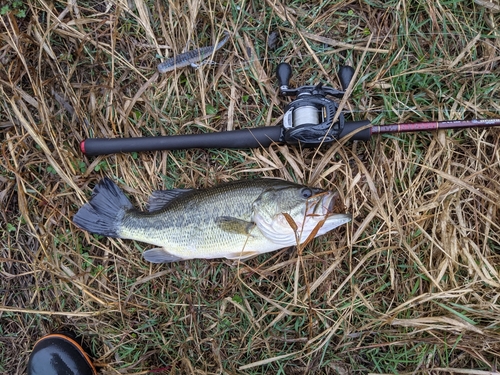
[225,251,260,260]
[143,248,185,263]
[215,216,255,235]
[147,188,194,212]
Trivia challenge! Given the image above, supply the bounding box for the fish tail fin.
[73,178,133,237]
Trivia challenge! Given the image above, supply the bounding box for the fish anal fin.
[143,248,185,263]
[216,216,255,235]
[148,189,194,212]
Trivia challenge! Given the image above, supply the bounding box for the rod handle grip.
[339,120,372,141]
[80,126,283,156]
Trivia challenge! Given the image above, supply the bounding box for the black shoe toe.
[27,333,97,375]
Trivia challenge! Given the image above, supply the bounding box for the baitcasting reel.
[276,63,354,145]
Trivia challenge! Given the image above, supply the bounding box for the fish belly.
[118,215,282,260]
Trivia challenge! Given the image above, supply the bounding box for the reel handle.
[276,63,292,90]
[338,66,355,91]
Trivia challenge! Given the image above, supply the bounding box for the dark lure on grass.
[73,178,351,263]
[157,31,230,73]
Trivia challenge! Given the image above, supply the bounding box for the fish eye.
[300,188,313,199]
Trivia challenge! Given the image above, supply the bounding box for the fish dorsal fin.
[147,189,194,212]
[215,216,255,235]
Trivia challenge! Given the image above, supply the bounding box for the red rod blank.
[371,119,500,134]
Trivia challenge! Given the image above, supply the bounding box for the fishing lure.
[157,31,229,73]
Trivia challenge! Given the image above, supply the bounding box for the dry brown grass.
[1,0,500,374]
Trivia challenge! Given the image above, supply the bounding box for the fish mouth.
[307,191,352,222]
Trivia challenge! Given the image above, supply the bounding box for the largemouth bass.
[73,178,351,263]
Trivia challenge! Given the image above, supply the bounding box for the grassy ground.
[1,0,500,374]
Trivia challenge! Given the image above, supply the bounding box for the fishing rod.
[80,63,500,156]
